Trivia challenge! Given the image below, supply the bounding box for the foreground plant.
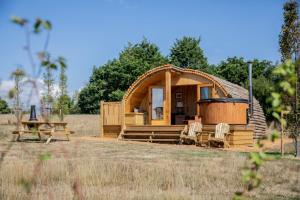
[10,16,67,119]
[234,60,297,200]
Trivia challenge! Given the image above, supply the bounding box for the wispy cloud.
[0,78,59,110]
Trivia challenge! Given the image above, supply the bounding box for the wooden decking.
[120,125,186,143]
[119,124,254,147]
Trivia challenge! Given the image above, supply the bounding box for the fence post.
[100,101,104,137]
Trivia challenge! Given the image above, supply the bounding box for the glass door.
[150,87,165,124]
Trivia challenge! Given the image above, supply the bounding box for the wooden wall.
[200,102,248,125]
[200,125,254,146]
[171,85,197,117]
[100,101,123,138]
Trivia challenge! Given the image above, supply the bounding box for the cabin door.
[149,87,165,125]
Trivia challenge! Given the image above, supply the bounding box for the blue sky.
[0,0,285,98]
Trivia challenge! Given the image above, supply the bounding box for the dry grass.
[0,115,299,200]
[0,114,100,136]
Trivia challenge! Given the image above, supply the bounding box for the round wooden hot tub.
[198,98,249,125]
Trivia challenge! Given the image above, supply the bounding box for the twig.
[24,25,37,76]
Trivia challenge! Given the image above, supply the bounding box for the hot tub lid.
[198,98,248,104]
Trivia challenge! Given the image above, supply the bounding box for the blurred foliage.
[11,16,70,121]
[279,0,300,62]
[0,98,10,114]
[234,60,296,200]
[9,68,25,111]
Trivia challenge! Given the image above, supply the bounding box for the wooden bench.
[12,121,74,144]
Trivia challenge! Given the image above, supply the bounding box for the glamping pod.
[100,64,267,143]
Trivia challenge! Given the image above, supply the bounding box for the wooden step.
[122,138,180,142]
[123,133,180,137]
[122,125,185,143]
[125,125,185,132]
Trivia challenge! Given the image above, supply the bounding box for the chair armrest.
[196,131,214,137]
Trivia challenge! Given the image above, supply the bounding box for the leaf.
[10,16,28,26]
[250,152,263,166]
[272,112,280,121]
[50,63,57,70]
[242,169,251,183]
[39,153,51,161]
[58,57,67,68]
[272,98,281,108]
[43,20,52,30]
[41,60,50,66]
[34,18,42,33]
[19,178,32,193]
[8,89,16,99]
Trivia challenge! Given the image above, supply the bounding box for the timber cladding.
[213,77,267,138]
[100,65,267,139]
[100,101,123,137]
[201,125,254,146]
[199,101,248,125]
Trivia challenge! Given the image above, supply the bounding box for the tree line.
[78,0,300,123]
[77,37,276,120]
[0,0,298,126]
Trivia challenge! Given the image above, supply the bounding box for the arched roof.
[122,64,267,138]
[123,64,229,101]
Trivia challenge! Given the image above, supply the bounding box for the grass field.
[0,114,300,200]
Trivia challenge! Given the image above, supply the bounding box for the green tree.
[41,58,57,111]
[9,68,25,110]
[69,90,81,114]
[78,83,104,114]
[56,57,68,120]
[216,57,248,85]
[0,98,10,114]
[170,36,210,71]
[78,39,167,113]
[53,94,72,116]
[216,57,275,119]
[8,68,25,125]
[278,1,299,156]
[279,0,300,62]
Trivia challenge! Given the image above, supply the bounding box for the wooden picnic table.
[12,121,74,144]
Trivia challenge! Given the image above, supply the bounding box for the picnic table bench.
[12,121,74,144]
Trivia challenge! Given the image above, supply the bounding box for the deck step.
[121,125,185,143]
[123,133,181,136]
[122,138,180,142]
[124,125,185,132]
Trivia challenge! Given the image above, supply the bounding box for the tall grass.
[0,115,299,199]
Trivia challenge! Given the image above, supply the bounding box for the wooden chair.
[180,121,202,144]
[208,123,231,148]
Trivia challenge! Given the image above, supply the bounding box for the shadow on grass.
[13,138,69,143]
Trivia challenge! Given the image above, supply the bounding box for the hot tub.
[198,98,249,125]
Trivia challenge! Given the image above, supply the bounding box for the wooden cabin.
[100,64,267,146]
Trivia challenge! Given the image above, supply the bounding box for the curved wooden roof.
[123,64,267,138]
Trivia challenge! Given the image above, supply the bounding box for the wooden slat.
[123,133,180,137]
[122,138,179,142]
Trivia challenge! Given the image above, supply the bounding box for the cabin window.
[151,87,164,120]
[200,87,211,99]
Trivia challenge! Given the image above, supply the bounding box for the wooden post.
[197,85,201,116]
[165,70,171,125]
[280,111,287,156]
[100,101,104,137]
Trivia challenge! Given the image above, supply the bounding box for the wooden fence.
[100,101,124,138]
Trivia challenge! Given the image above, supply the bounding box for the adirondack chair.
[208,123,231,148]
[180,121,202,144]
